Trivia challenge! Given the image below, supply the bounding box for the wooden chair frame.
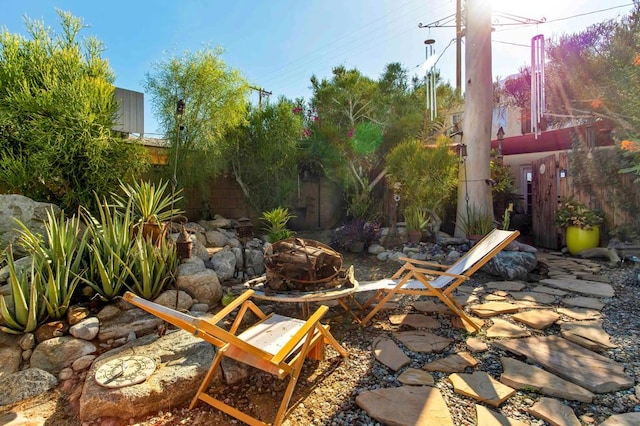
[354,229,520,330]
[123,289,347,426]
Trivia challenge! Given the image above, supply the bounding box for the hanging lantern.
[176,225,193,260]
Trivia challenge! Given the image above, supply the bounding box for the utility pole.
[454,0,493,238]
[455,0,462,96]
[249,86,272,108]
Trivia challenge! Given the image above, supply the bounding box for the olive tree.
[0,11,148,211]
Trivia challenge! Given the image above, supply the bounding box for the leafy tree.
[224,99,304,213]
[0,11,148,211]
[385,136,458,234]
[144,46,250,193]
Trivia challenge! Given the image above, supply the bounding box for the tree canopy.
[144,46,250,190]
[224,99,304,213]
[0,10,148,211]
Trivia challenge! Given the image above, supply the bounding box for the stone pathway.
[355,252,637,425]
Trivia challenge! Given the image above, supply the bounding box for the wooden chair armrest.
[398,257,447,269]
[271,305,329,364]
[208,289,257,323]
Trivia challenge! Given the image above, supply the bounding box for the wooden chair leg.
[190,348,224,409]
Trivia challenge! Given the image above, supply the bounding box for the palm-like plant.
[261,207,295,242]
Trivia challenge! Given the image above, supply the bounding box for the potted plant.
[555,198,603,255]
[112,179,183,245]
[404,206,430,244]
[457,205,495,242]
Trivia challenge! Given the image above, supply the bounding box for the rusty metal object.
[264,238,344,292]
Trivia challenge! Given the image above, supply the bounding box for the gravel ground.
[133,252,640,426]
[4,250,639,426]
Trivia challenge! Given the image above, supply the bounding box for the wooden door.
[532,154,558,249]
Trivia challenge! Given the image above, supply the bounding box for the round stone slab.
[95,355,156,389]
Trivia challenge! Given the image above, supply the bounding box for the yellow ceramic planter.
[566,226,600,255]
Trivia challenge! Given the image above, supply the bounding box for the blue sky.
[1,1,634,135]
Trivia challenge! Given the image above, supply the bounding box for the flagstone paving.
[358,253,638,425]
[394,330,452,353]
[486,318,531,338]
[356,386,453,426]
[448,371,516,407]
[509,291,557,304]
[372,336,410,371]
[397,368,434,385]
[512,309,560,329]
[557,306,602,320]
[599,412,640,425]
[561,295,606,310]
[494,335,634,393]
[470,301,520,317]
[422,351,478,373]
[528,396,581,426]
[465,337,489,352]
[540,278,615,298]
[388,313,440,329]
[500,357,594,402]
[475,404,528,426]
[560,320,618,350]
[531,284,569,296]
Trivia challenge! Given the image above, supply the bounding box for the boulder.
[178,256,206,276]
[176,269,222,306]
[69,317,100,341]
[79,330,215,422]
[483,251,537,280]
[0,332,21,379]
[0,368,58,406]
[245,248,265,276]
[30,336,97,375]
[205,230,229,247]
[0,194,61,258]
[98,306,163,342]
[211,249,237,281]
[0,256,33,285]
[153,290,194,311]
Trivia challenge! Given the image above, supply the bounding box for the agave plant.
[112,179,184,225]
[79,197,134,300]
[124,233,177,300]
[16,208,88,320]
[0,247,45,334]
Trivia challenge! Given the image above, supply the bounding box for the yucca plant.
[0,247,45,334]
[79,197,134,300]
[260,207,295,243]
[112,179,184,225]
[124,233,177,300]
[16,208,87,320]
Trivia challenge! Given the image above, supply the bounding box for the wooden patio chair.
[123,289,348,426]
[353,229,520,330]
